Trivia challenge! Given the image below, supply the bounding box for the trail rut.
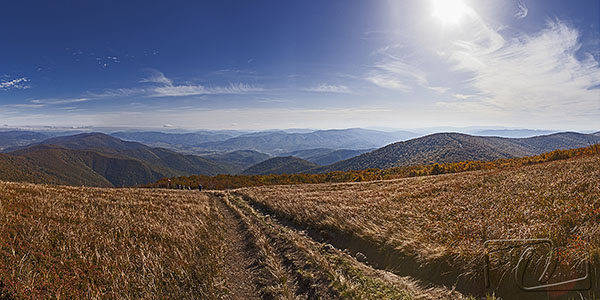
[215,194,262,300]
[208,191,469,300]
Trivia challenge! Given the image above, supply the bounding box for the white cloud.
[0,77,30,90]
[515,1,528,19]
[7,70,265,111]
[136,69,264,97]
[3,103,45,109]
[140,69,173,85]
[367,52,428,92]
[440,18,600,123]
[304,84,351,93]
[453,93,474,99]
[31,97,91,105]
[371,43,404,56]
[428,86,450,93]
[85,88,140,98]
[1,97,93,110]
[256,97,293,103]
[150,82,264,97]
[367,74,411,91]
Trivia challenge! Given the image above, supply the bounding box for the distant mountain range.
[279,148,372,165]
[199,150,271,173]
[106,129,417,155]
[1,129,598,185]
[193,128,418,154]
[5,145,171,187]
[472,129,558,138]
[1,133,236,186]
[314,132,600,172]
[111,131,234,148]
[0,131,48,151]
[241,156,318,175]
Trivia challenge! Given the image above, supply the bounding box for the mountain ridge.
[1,133,237,186]
[279,148,371,165]
[199,150,271,173]
[473,129,558,138]
[14,133,235,175]
[2,130,598,183]
[0,130,48,151]
[2,145,167,187]
[195,128,418,154]
[242,156,318,175]
[315,131,600,172]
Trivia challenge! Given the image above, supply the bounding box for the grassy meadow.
[0,151,597,299]
[0,183,227,299]
[239,154,600,294]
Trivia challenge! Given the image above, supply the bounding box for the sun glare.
[432,0,470,25]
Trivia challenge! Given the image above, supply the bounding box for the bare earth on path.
[213,194,262,300]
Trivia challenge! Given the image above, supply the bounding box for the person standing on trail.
[198,183,203,192]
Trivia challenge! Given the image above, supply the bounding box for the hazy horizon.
[1,124,596,136]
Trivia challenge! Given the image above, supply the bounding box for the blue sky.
[1,0,599,130]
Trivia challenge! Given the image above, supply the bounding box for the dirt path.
[213,195,262,300]
[213,192,340,299]
[209,191,467,300]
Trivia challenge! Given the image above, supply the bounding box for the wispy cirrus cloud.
[439,17,600,123]
[0,77,30,90]
[31,97,91,105]
[366,73,411,91]
[140,69,173,85]
[304,84,351,94]
[453,93,475,100]
[428,86,450,93]
[139,69,264,97]
[3,103,46,109]
[366,54,428,92]
[150,82,264,97]
[1,97,93,110]
[515,0,528,19]
[9,70,267,110]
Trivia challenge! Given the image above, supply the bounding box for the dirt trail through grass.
[211,192,338,299]
[209,191,469,300]
[214,194,262,300]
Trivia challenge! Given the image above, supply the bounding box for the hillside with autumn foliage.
[148,144,600,190]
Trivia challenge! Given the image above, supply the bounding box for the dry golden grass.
[1,155,597,299]
[0,182,227,299]
[0,180,465,300]
[240,155,600,281]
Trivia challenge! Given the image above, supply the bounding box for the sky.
[1,0,599,131]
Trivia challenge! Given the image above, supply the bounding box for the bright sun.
[432,0,470,25]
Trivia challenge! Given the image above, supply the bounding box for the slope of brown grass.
[0,182,227,299]
[0,180,471,300]
[239,155,600,294]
